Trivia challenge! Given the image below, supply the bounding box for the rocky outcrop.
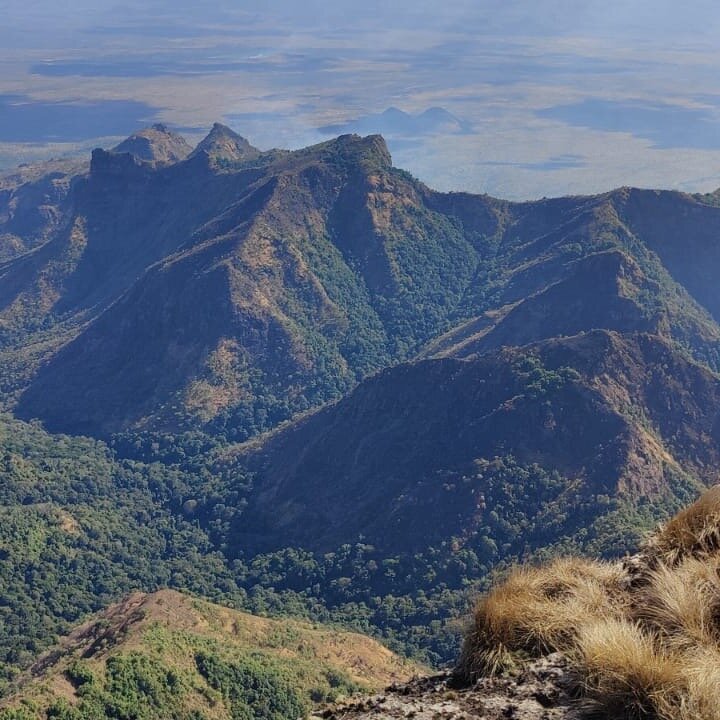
[189,122,261,164]
[316,656,577,720]
[112,123,192,165]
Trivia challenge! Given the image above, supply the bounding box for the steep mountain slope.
[425,191,720,366]
[8,131,484,435]
[6,124,720,717]
[0,590,419,720]
[231,330,713,554]
[422,249,656,358]
[618,187,720,322]
[0,159,86,262]
[0,125,190,266]
[2,329,708,685]
[3,127,720,439]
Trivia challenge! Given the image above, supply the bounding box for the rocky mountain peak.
[348,133,392,166]
[112,124,192,165]
[189,122,261,164]
[324,133,393,171]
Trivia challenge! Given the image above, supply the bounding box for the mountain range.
[318,106,471,137]
[3,123,720,446]
[1,122,720,708]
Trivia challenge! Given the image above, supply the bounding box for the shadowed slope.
[12,132,485,435]
[231,330,719,554]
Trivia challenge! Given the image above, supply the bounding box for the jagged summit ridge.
[6,124,720,446]
[96,122,391,173]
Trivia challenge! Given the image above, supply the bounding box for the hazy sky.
[3,1,720,198]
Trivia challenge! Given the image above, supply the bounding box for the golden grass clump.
[679,647,720,720]
[455,557,627,683]
[646,485,720,567]
[455,485,720,718]
[632,556,720,650]
[573,618,684,720]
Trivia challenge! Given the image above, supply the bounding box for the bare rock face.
[190,122,261,164]
[112,123,192,165]
[0,159,85,260]
[316,655,578,720]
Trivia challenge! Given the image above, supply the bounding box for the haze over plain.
[3,1,720,198]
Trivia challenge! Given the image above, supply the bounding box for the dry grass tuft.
[632,557,720,650]
[680,647,720,720]
[573,619,683,720]
[454,558,627,683]
[455,485,720,718]
[646,485,720,567]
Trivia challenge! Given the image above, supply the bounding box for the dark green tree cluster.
[0,411,696,693]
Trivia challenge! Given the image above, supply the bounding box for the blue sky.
[3,1,720,198]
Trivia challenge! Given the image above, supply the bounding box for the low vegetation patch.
[0,591,418,720]
[455,485,720,719]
